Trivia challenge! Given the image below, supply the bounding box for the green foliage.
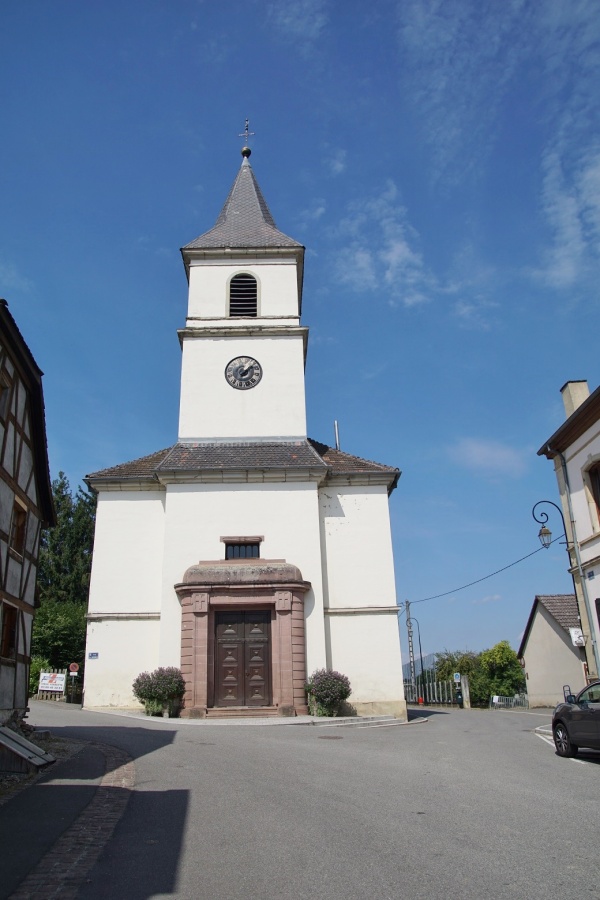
[132,667,186,704]
[37,472,96,606]
[480,640,526,698]
[31,601,87,670]
[29,655,51,697]
[305,668,352,716]
[31,473,96,675]
[434,650,480,682]
[435,641,525,706]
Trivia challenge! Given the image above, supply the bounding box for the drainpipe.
[553,446,600,677]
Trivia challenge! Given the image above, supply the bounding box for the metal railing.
[488,694,529,710]
[404,677,455,705]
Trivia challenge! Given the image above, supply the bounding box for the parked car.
[552,681,600,757]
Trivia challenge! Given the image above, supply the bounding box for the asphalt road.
[22,703,600,899]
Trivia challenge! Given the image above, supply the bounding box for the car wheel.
[553,722,578,758]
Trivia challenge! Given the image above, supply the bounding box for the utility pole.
[405,600,417,700]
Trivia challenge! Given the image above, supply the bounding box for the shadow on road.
[79,787,189,899]
[407,706,451,720]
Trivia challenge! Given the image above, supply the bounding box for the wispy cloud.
[297,199,326,229]
[395,0,530,184]
[324,147,346,176]
[452,296,499,331]
[472,594,502,606]
[332,181,434,306]
[267,0,329,45]
[447,438,528,479]
[535,145,600,288]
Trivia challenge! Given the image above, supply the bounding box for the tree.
[435,641,526,706]
[434,649,479,681]
[37,472,96,606]
[479,640,526,698]
[32,473,96,670]
[31,601,87,670]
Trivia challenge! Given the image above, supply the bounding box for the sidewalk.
[0,736,134,900]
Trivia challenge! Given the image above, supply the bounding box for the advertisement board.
[39,672,66,693]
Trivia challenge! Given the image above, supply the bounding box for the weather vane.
[238,118,255,147]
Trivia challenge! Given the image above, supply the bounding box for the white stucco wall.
[319,486,398,608]
[87,491,166,615]
[84,618,161,709]
[178,333,307,440]
[522,605,586,707]
[83,490,166,706]
[559,422,600,653]
[187,258,299,321]
[158,481,327,673]
[319,484,404,713]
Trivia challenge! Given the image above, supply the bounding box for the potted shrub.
[132,667,185,717]
[305,668,351,717]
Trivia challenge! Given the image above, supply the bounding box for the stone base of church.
[180,703,309,718]
[352,699,408,720]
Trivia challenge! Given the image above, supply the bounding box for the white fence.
[403,677,456,705]
[489,694,529,710]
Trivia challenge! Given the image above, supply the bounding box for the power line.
[410,536,562,605]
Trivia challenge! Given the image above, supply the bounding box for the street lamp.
[532,498,600,678]
[532,500,566,550]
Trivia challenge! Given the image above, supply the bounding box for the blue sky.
[2,1,599,660]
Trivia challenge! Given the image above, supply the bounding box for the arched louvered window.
[229,273,257,317]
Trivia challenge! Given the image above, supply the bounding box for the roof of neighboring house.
[86,438,401,494]
[518,593,579,658]
[182,155,303,252]
[0,299,55,527]
[538,383,600,458]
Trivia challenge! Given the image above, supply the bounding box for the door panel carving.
[215,611,271,707]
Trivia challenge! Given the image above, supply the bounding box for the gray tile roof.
[183,158,303,251]
[518,593,579,659]
[536,594,580,631]
[158,440,326,471]
[86,439,400,490]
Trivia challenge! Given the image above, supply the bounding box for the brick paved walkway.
[9,743,135,900]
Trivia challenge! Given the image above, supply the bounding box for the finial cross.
[238,118,255,146]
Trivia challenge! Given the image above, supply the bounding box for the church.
[83,145,406,719]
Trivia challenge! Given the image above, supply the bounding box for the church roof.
[86,439,400,493]
[518,593,579,659]
[182,155,303,252]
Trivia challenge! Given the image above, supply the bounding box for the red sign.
[69,662,79,673]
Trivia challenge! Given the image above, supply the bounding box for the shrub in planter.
[305,668,351,716]
[132,667,186,717]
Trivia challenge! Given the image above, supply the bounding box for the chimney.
[560,380,590,418]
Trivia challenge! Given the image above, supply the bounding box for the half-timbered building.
[0,299,55,725]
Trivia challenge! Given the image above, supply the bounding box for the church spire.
[182,150,302,253]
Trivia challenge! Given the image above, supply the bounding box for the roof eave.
[538,384,600,458]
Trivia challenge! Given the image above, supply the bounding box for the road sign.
[453,672,461,683]
[69,662,79,672]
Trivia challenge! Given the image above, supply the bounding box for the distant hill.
[403,652,437,678]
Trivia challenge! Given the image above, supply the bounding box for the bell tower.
[178,147,308,443]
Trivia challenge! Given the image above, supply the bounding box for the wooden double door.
[215,610,271,707]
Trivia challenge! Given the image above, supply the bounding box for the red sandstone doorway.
[215,610,271,707]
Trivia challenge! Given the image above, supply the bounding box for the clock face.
[225,356,263,390]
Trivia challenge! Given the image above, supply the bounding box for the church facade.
[83,149,406,719]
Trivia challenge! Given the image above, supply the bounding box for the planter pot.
[163,699,181,718]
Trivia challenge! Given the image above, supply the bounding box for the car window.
[579,684,600,703]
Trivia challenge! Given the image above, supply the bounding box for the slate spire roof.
[183,151,303,251]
